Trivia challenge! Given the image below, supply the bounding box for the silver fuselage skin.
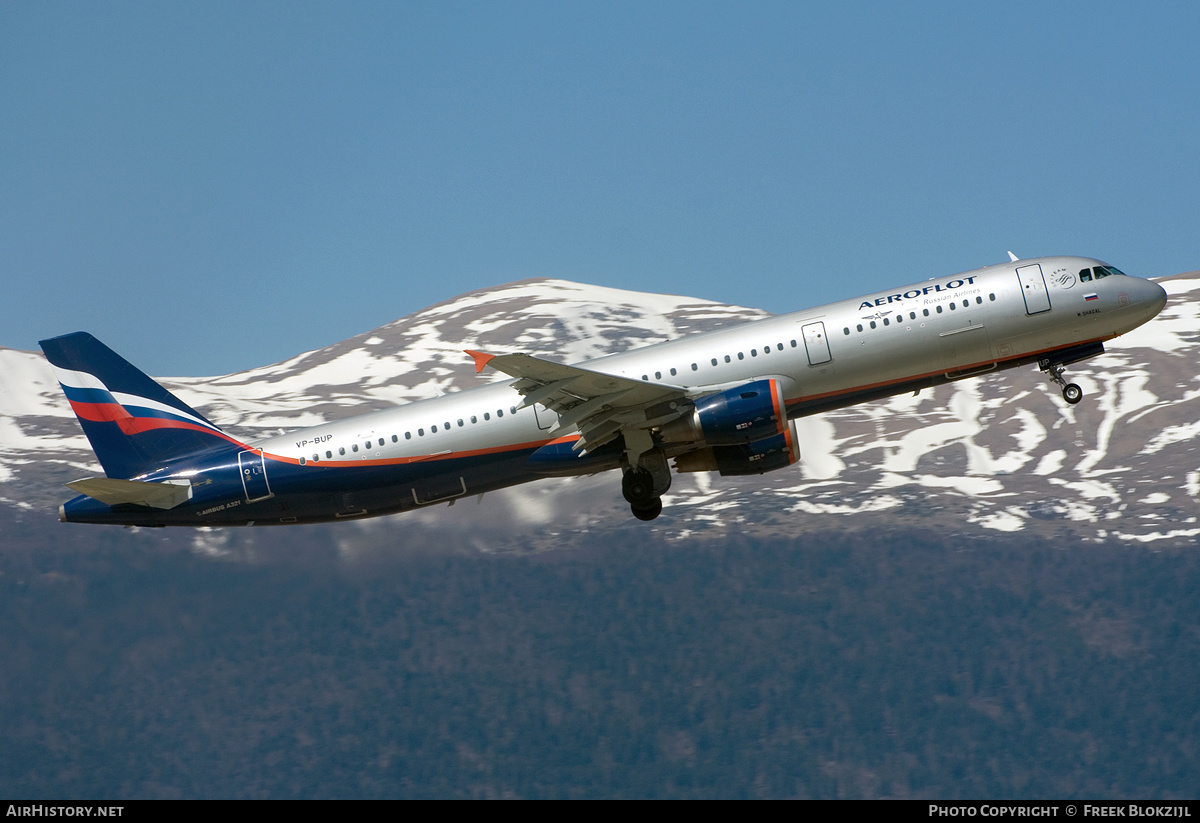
[257,256,1165,463]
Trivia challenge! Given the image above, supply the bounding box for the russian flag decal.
[1084,293,1099,301]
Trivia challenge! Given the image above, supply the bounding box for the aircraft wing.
[466,350,687,453]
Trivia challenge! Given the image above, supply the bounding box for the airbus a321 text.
[41,255,1166,525]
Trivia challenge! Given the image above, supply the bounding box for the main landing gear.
[623,468,665,521]
[1041,358,1083,405]
[619,441,676,525]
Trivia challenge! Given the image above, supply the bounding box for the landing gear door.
[801,322,832,365]
[1017,264,1052,315]
[238,450,273,502]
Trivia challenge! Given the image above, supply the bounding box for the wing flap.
[467,350,681,407]
[467,350,689,455]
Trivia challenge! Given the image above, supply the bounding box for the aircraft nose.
[1144,278,1168,318]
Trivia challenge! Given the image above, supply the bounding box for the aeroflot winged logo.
[858,276,979,310]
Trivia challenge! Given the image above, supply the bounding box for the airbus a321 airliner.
[41,255,1167,525]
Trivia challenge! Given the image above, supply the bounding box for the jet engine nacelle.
[674,419,800,476]
[659,378,787,446]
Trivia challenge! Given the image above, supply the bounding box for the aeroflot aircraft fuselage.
[41,256,1167,525]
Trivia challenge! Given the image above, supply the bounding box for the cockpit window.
[1094,267,1110,279]
[1079,268,1093,282]
[1097,265,1126,277]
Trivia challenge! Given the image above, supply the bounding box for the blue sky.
[3,1,1197,376]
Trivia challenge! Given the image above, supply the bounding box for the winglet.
[465,350,496,373]
[1007,251,1020,262]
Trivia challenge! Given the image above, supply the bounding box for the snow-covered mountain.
[4,274,1199,549]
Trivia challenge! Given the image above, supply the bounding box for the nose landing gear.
[1041,358,1083,405]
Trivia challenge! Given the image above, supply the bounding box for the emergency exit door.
[801,322,831,365]
[238,450,273,502]
[1017,264,1052,315]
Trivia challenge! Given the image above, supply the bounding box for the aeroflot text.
[859,276,979,310]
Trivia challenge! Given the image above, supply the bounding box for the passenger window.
[962,300,968,308]
[725,355,731,363]
[483,413,490,421]
[299,456,306,465]
[989,293,996,301]
[895,316,902,323]
[777,343,783,351]
[711,358,718,366]
[352,444,359,452]
[738,352,744,360]
[418,428,424,436]
[923,309,929,316]
[313,454,319,462]
[366,441,372,450]
[405,432,411,440]
[844,327,850,335]
[510,407,516,414]
[431,425,437,433]
[790,339,797,347]
[856,324,863,332]
[909,312,916,320]
[670,367,677,376]
[870,321,877,329]
[655,371,662,379]
[692,363,698,371]
[378,438,385,446]
[883,317,889,326]
[762,346,769,354]
[326,450,332,458]
[949,303,956,310]
[976,296,982,304]
[936,306,943,314]
[471,415,477,424]
[642,375,648,381]
[391,435,398,442]
[497,410,503,417]
[751,349,758,357]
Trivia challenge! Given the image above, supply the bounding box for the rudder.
[39,332,244,479]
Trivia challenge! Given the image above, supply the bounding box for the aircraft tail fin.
[39,332,244,479]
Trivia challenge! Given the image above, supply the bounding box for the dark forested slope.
[1,515,1197,798]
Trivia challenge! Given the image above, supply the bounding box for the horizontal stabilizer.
[66,477,192,510]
